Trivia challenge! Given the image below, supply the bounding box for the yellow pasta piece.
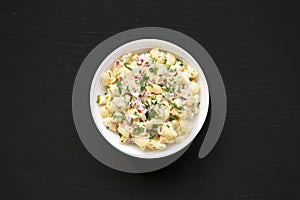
[117,125,133,137]
[102,117,117,131]
[171,120,180,128]
[99,94,111,105]
[160,123,177,139]
[146,84,163,94]
[119,135,128,144]
[134,138,149,150]
[150,48,160,59]
[156,56,166,64]
[149,140,166,150]
[190,81,200,94]
[99,106,110,118]
[166,52,176,65]
[187,65,198,79]
[100,71,110,86]
[106,101,113,114]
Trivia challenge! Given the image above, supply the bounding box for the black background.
[1,0,300,199]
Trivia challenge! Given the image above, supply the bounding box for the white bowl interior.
[90,39,209,159]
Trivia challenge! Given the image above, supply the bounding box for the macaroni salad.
[97,48,201,151]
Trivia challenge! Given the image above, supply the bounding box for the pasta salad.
[97,48,201,151]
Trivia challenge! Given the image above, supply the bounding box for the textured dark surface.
[1,0,300,199]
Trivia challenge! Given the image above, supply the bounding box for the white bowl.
[90,39,209,159]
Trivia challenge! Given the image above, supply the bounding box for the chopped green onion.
[140,75,149,84]
[150,94,156,100]
[124,63,132,71]
[170,102,184,110]
[168,115,178,121]
[162,87,170,92]
[134,126,144,135]
[149,129,157,138]
[150,67,158,75]
[148,83,153,88]
[152,124,158,129]
[116,80,122,94]
[177,58,184,66]
[148,109,158,119]
[96,95,100,103]
[145,101,150,109]
[106,85,110,89]
[112,112,126,119]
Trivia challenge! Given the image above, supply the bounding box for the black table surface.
[1,0,300,199]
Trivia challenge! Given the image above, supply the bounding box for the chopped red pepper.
[134,75,140,80]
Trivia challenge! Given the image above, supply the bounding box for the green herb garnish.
[106,85,110,89]
[116,80,122,94]
[140,85,145,92]
[140,75,149,84]
[96,95,100,103]
[149,67,158,75]
[148,83,153,88]
[168,115,179,121]
[177,58,184,66]
[134,126,145,135]
[145,101,150,109]
[197,101,200,108]
[148,109,158,119]
[112,112,126,119]
[149,129,157,138]
[150,94,156,100]
[124,63,132,71]
[170,102,184,110]
[162,87,170,92]
[118,133,122,138]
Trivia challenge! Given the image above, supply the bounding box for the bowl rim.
[90,38,209,159]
